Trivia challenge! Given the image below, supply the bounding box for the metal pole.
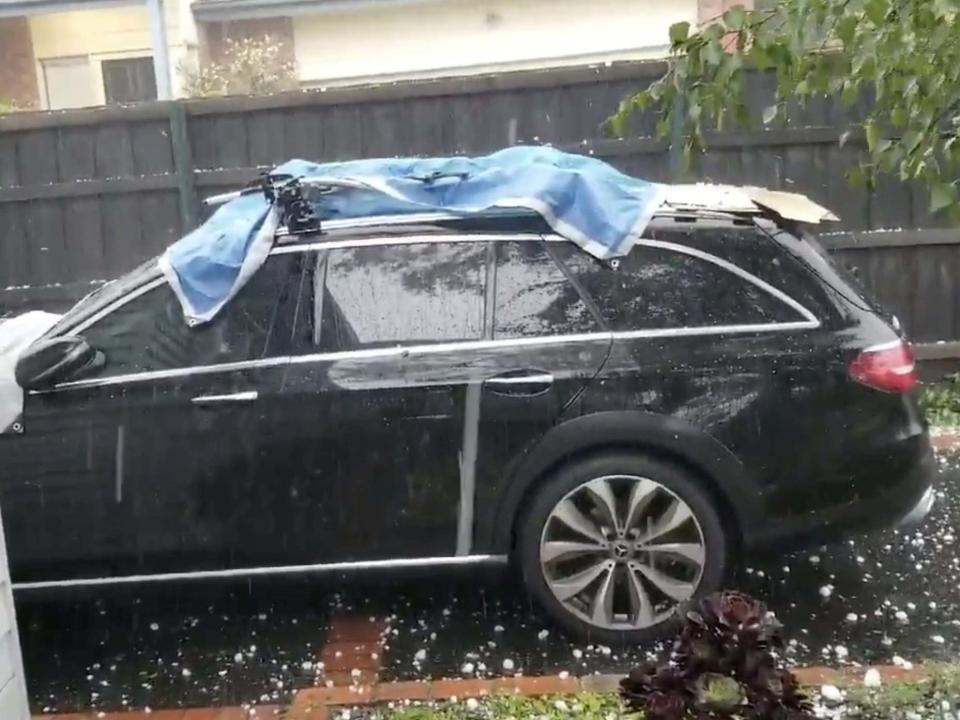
[146,0,173,100]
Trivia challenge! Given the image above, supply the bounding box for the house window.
[42,57,96,110]
[101,57,158,104]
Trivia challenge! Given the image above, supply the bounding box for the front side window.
[493,241,600,338]
[555,243,806,331]
[80,254,299,377]
[312,242,488,352]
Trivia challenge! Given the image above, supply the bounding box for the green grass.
[841,664,960,719]
[921,377,960,428]
[354,665,960,720]
[359,692,626,720]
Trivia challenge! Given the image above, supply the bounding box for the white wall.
[28,0,195,107]
[293,0,697,86]
[0,512,29,720]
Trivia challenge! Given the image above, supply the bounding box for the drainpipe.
[146,0,173,100]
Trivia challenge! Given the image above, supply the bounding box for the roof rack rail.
[204,174,392,236]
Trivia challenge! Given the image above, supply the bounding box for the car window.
[312,242,487,352]
[42,258,162,340]
[554,242,804,331]
[493,240,600,338]
[646,222,835,322]
[79,254,299,377]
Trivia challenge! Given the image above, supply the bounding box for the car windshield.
[41,257,161,339]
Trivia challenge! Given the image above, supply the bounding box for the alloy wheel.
[538,474,706,631]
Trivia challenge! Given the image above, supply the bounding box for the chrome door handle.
[191,391,259,406]
[485,373,554,387]
[484,372,554,397]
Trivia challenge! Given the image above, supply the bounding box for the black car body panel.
[0,209,935,587]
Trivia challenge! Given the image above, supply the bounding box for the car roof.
[269,182,835,245]
[274,206,758,246]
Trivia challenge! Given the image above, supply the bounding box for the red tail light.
[848,340,917,393]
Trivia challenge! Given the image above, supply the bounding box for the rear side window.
[554,243,806,331]
[493,241,600,338]
[80,254,299,377]
[313,242,487,351]
[647,222,836,322]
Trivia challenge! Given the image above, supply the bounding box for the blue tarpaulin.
[159,146,666,324]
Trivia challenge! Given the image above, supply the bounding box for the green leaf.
[702,24,725,42]
[865,121,879,152]
[762,104,778,125]
[648,80,665,102]
[749,45,772,70]
[669,21,691,45]
[930,182,958,213]
[835,15,859,46]
[865,0,889,25]
[705,41,725,67]
[847,166,864,187]
[609,111,625,138]
[723,6,746,30]
[903,130,923,155]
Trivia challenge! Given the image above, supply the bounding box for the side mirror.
[14,336,105,390]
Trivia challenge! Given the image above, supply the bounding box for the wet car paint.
[20,451,960,716]
[3,217,932,584]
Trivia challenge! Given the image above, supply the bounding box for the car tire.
[516,451,730,645]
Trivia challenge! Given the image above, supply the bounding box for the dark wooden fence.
[1,60,958,360]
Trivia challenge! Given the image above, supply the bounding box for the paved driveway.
[19,454,959,715]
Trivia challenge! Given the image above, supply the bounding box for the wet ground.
[19,452,960,715]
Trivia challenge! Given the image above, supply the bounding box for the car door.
[1,374,126,581]
[15,252,304,581]
[473,238,612,542]
[266,237,493,563]
[553,231,823,494]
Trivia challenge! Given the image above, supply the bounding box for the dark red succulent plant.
[619,590,813,720]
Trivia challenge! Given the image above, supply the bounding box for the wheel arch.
[483,410,761,555]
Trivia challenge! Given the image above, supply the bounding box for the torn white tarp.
[0,311,61,435]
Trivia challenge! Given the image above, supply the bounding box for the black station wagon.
[1,187,935,642]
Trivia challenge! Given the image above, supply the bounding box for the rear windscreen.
[757,219,887,317]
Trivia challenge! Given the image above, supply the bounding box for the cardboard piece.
[744,187,840,224]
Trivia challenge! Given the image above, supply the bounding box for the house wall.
[200,17,295,64]
[291,0,699,86]
[0,17,40,109]
[699,0,756,23]
[27,0,196,107]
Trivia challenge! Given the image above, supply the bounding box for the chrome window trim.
[612,320,818,340]
[11,553,509,591]
[46,322,818,393]
[631,237,821,325]
[41,355,291,391]
[270,232,544,254]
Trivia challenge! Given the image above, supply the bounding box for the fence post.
[168,102,199,231]
[668,91,686,181]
